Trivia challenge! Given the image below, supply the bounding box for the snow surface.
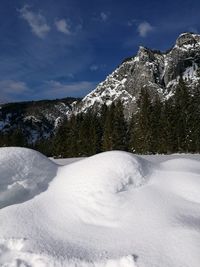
[0,148,200,267]
[0,147,57,209]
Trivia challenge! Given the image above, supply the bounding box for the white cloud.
[0,80,29,94]
[19,5,51,39]
[100,12,109,22]
[55,19,71,35]
[137,21,154,37]
[0,80,30,102]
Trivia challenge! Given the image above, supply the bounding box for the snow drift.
[0,147,57,209]
[0,148,200,267]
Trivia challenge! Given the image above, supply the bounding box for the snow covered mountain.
[1,32,200,143]
[74,32,200,117]
[0,98,79,143]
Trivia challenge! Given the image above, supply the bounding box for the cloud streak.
[137,21,154,37]
[0,80,30,102]
[19,5,51,39]
[55,19,71,35]
[0,80,98,103]
[100,12,109,22]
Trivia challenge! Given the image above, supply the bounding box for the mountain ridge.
[0,97,80,144]
[1,32,200,144]
[73,32,200,117]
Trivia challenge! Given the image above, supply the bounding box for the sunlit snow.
[0,147,200,267]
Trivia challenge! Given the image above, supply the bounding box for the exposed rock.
[74,32,200,117]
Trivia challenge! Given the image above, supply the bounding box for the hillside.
[0,97,80,144]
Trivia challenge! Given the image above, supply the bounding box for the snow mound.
[1,149,200,267]
[52,151,151,226]
[0,147,58,209]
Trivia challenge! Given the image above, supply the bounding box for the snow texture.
[0,147,57,209]
[0,148,200,267]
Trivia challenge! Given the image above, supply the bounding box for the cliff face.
[75,33,200,117]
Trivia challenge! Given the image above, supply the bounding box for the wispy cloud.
[137,21,154,37]
[19,5,51,39]
[0,80,29,94]
[0,80,30,102]
[55,19,71,35]
[100,12,109,22]
[0,80,98,103]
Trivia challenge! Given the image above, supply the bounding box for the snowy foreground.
[0,148,200,267]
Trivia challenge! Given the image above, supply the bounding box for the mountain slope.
[0,98,80,144]
[1,32,200,144]
[74,32,200,117]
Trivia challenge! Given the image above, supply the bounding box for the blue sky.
[0,0,199,102]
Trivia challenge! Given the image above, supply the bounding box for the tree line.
[1,77,200,156]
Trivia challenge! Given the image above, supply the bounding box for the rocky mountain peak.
[137,46,156,62]
[175,32,200,48]
[73,32,200,118]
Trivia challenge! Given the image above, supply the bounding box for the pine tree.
[68,114,81,157]
[174,77,191,152]
[162,98,177,153]
[79,111,99,156]
[134,88,153,153]
[128,113,137,152]
[150,94,164,153]
[189,85,200,152]
[102,103,115,151]
[112,100,128,150]
[9,129,26,147]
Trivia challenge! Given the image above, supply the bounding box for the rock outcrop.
[74,32,200,117]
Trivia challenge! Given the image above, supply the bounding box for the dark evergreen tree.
[134,88,153,153]
[78,111,99,156]
[68,114,81,157]
[162,98,177,153]
[174,77,191,152]
[102,103,115,151]
[128,113,137,152]
[189,85,200,152]
[112,100,128,150]
[52,118,70,157]
[150,94,164,153]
